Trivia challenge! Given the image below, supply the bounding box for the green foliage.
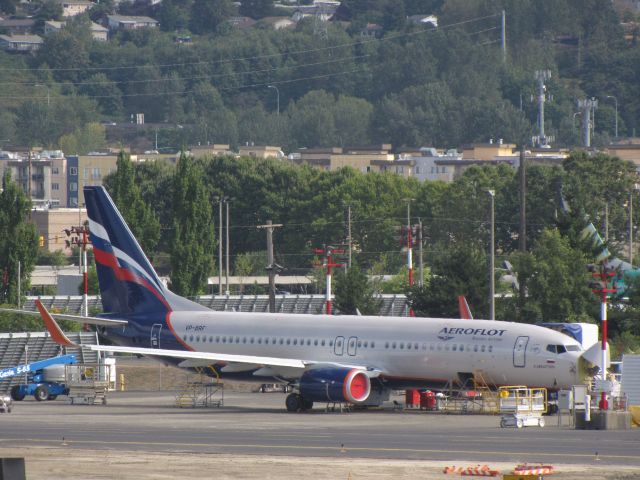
[35,249,67,267]
[189,0,235,34]
[334,265,382,315]
[0,172,39,306]
[506,229,595,323]
[58,123,107,155]
[103,152,161,256]
[239,0,274,19]
[170,153,215,296]
[407,242,488,318]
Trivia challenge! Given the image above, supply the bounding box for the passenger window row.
[182,333,493,354]
[182,335,377,349]
[383,341,493,353]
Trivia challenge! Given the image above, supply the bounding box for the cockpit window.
[546,344,571,354]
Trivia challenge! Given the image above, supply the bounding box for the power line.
[0,54,371,88]
[0,14,500,74]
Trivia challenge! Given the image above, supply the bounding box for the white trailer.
[621,354,640,406]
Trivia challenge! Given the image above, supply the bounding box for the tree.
[239,0,273,19]
[0,172,39,306]
[407,243,488,319]
[103,152,161,256]
[58,123,107,155]
[507,229,595,324]
[333,265,382,315]
[170,153,215,296]
[189,0,235,34]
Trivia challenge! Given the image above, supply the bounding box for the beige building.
[290,145,414,178]
[604,143,640,168]
[189,144,232,158]
[76,154,118,206]
[3,152,68,207]
[462,141,517,160]
[238,145,284,159]
[31,208,88,255]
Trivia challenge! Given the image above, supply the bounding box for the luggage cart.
[499,386,547,428]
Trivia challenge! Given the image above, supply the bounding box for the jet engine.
[298,367,371,404]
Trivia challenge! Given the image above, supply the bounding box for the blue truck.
[0,354,77,402]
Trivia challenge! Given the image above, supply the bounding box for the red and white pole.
[407,227,413,287]
[325,250,332,315]
[599,291,608,410]
[82,228,88,318]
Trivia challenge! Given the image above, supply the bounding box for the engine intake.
[299,367,371,404]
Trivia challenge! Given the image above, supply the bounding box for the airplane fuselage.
[105,311,585,390]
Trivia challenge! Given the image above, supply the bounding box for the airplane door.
[151,323,162,349]
[334,336,345,356]
[347,336,357,356]
[513,336,529,368]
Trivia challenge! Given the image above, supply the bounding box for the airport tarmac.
[0,390,638,479]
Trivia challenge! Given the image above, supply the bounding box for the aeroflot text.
[439,328,507,336]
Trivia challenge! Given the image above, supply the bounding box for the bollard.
[0,458,25,480]
[119,373,126,392]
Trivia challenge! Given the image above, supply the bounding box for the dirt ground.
[1,447,640,480]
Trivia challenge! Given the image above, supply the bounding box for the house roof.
[0,34,43,44]
[107,15,159,24]
[0,19,36,28]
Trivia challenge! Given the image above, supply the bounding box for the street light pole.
[606,95,618,140]
[225,199,232,295]
[213,195,225,295]
[488,190,496,320]
[268,85,280,115]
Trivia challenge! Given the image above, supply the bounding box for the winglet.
[35,300,77,347]
[458,295,473,320]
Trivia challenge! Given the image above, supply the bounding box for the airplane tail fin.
[84,186,207,316]
[458,295,473,320]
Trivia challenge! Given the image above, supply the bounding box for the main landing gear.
[285,393,314,412]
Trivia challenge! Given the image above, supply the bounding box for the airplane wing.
[0,306,127,327]
[35,300,380,376]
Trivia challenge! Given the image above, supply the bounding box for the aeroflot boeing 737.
[27,186,599,412]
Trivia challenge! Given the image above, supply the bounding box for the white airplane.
[23,186,598,412]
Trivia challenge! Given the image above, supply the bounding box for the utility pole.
[64,225,90,316]
[488,190,496,320]
[257,220,283,313]
[533,70,552,147]
[501,9,506,63]
[518,149,526,252]
[345,204,352,269]
[405,199,414,287]
[417,218,424,287]
[225,199,231,295]
[213,196,227,295]
[218,200,223,295]
[17,261,20,309]
[578,98,598,147]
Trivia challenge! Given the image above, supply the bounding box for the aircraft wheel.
[285,393,302,412]
[10,386,25,401]
[499,419,506,428]
[516,418,524,429]
[301,398,314,411]
[34,385,49,402]
[538,417,545,428]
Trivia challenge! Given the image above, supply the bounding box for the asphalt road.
[0,390,638,469]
